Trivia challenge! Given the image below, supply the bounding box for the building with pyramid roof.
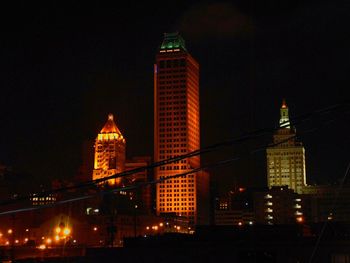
[92,114,126,185]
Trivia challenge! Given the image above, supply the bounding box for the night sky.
[1,1,349,194]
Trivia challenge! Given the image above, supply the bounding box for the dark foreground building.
[7,223,350,263]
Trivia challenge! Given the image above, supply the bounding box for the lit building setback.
[154,32,202,225]
[266,100,307,194]
[92,113,126,185]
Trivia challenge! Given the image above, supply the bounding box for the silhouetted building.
[124,156,153,213]
[266,99,306,194]
[302,185,350,223]
[75,139,94,183]
[214,188,255,226]
[254,186,304,225]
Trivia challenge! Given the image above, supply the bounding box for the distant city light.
[63,228,71,235]
[38,244,46,250]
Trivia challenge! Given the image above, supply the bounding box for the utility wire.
[0,110,337,217]
[0,134,297,216]
[308,160,350,263]
[0,100,349,208]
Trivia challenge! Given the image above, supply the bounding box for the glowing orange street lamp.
[296,217,304,223]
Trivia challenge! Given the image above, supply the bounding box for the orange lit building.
[266,100,306,194]
[92,114,126,185]
[154,32,205,225]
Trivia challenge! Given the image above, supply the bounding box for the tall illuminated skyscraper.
[92,113,126,185]
[266,100,306,194]
[154,32,205,225]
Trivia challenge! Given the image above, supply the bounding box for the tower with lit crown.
[266,100,306,194]
[92,114,126,185]
[154,32,207,225]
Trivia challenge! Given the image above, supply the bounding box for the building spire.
[279,98,290,128]
[100,113,123,136]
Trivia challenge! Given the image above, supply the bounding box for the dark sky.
[1,1,349,194]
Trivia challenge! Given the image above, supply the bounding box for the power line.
[0,100,349,209]
[0,134,297,216]
[308,160,350,263]
[0,112,335,217]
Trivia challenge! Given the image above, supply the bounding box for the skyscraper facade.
[92,113,126,185]
[266,100,306,194]
[154,32,201,225]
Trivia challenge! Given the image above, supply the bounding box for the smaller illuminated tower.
[92,114,126,185]
[266,100,306,194]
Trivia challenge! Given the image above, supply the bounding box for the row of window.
[268,152,304,156]
[159,203,195,207]
[159,107,186,111]
[159,179,193,186]
[159,175,194,180]
[159,129,187,134]
[159,74,186,79]
[158,196,195,202]
[159,116,186,121]
[158,194,195,198]
[159,79,186,85]
[159,208,195,212]
[159,59,186,68]
[159,184,194,188]
[159,165,187,170]
[159,111,186,117]
[159,100,186,106]
[160,123,187,128]
[160,143,187,148]
[159,95,186,100]
[159,90,186,95]
[159,154,184,159]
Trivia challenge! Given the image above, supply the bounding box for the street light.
[54,223,72,243]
